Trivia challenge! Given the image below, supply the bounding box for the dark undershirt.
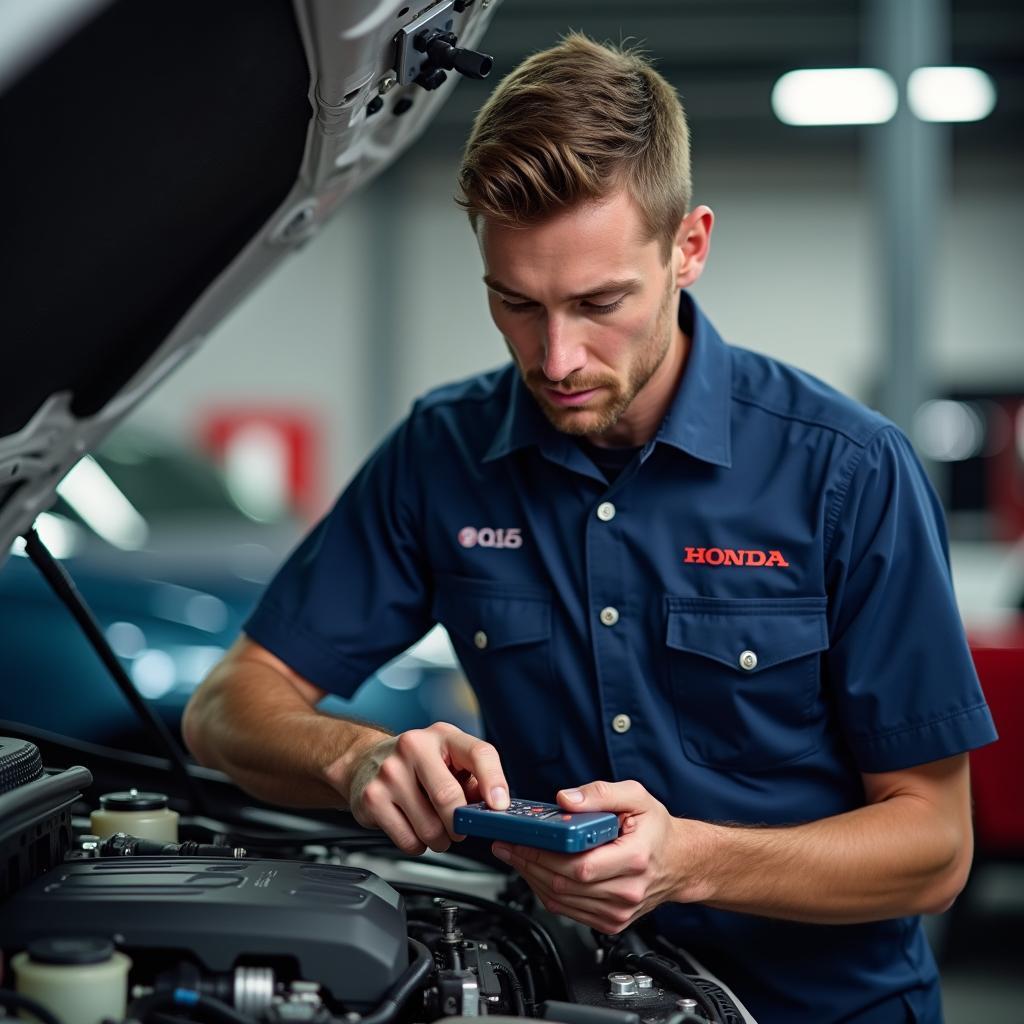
[576,438,642,484]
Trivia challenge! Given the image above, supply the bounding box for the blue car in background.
[0,427,480,753]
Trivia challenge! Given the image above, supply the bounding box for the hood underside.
[0,0,500,568]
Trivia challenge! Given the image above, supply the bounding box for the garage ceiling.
[428,0,1024,156]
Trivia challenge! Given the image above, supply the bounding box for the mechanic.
[184,34,997,1024]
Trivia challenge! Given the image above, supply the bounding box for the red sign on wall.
[199,408,324,522]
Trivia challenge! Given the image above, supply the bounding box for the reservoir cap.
[28,937,114,965]
[99,789,168,811]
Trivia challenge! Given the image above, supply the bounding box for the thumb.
[556,779,646,813]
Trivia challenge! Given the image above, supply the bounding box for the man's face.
[478,189,682,442]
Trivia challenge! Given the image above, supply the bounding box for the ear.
[672,205,714,289]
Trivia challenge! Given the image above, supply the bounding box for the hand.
[492,780,707,934]
[345,722,510,855]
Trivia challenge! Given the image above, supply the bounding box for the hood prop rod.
[22,525,209,816]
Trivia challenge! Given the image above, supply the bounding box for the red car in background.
[969,620,1024,857]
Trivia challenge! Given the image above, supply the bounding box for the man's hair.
[456,32,691,258]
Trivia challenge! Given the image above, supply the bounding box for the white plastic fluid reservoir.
[12,937,132,1024]
[89,789,179,841]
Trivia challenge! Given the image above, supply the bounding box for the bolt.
[378,75,397,95]
[439,901,460,939]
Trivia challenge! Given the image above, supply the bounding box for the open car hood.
[0,0,500,568]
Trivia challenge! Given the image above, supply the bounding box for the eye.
[583,297,625,315]
[499,298,538,313]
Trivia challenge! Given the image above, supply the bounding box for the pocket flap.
[665,596,828,672]
[433,576,551,652]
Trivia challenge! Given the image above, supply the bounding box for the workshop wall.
[135,148,1024,503]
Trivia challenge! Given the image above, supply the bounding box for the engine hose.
[131,989,256,1024]
[393,882,569,1000]
[501,937,538,1009]
[487,961,527,1016]
[0,991,64,1024]
[354,938,433,1024]
[618,953,724,1024]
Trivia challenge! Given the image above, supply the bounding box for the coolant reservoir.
[89,789,179,841]
[12,937,132,1024]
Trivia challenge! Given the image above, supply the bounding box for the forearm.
[680,794,969,924]
[183,663,390,809]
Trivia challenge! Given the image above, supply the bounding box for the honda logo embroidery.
[683,546,790,568]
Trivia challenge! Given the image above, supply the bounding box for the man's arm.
[694,753,973,921]
[493,755,973,933]
[182,636,387,808]
[182,636,510,854]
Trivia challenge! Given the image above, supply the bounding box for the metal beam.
[867,0,950,439]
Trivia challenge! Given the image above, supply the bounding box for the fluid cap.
[99,789,168,811]
[607,973,638,997]
[27,937,114,965]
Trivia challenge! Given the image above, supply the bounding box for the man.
[184,34,997,1023]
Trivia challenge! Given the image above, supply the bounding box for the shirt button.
[599,606,619,627]
[612,713,632,734]
[739,649,758,671]
[474,630,488,650]
[596,501,616,522]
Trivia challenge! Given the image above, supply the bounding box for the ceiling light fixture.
[771,68,898,126]
[907,66,997,122]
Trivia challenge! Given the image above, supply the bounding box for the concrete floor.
[934,862,1024,1023]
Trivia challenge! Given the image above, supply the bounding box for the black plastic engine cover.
[0,857,407,1008]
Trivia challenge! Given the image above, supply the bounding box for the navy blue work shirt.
[246,291,997,1024]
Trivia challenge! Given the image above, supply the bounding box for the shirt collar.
[483,290,732,469]
[654,290,733,467]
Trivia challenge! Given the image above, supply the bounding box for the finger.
[462,773,483,805]
[556,778,650,814]
[440,729,510,810]
[372,801,428,857]
[494,842,574,876]
[387,777,453,853]
[497,839,634,885]
[497,835,638,884]
[542,896,631,935]
[390,730,471,839]
[499,847,639,904]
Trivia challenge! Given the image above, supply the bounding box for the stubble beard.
[516,277,677,438]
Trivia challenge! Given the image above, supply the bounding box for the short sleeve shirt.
[245,291,996,1024]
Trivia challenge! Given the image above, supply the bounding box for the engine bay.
[0,737,754,1024]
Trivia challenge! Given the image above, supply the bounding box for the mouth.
[543,386,602,408]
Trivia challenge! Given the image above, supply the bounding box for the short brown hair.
[456,32,691,257]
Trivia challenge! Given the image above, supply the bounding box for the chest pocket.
[432,574,559,762]
[665,595,829,771]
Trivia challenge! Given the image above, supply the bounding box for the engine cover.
[0,857,407,1008]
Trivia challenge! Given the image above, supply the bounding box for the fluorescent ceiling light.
[8,511,82,559]
[56,454,148,550]
[772,68,898,125]
[908,66,996,122]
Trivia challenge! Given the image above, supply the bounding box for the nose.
[541,313,587,383]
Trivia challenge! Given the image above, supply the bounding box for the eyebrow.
[483,275,641,302]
